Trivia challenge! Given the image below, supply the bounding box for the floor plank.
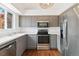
[22,49,61,56]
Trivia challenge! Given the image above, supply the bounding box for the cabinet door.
[19,16,32,27]
[50,35,57,49]
[16,35,27,56]
[27,34,37,49]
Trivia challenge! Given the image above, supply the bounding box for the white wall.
[0,28,20,37]
[0,4,20,37]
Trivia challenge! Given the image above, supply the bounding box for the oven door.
[38,35,49,44]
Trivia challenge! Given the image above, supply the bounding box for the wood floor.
[22,49,61,56]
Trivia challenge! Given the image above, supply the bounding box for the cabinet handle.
[6,45,13,49]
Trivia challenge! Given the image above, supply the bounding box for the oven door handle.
[37,35,49,36]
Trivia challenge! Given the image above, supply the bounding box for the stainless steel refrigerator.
[60,8,79,56]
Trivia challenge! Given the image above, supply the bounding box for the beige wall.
[19,16,59,27]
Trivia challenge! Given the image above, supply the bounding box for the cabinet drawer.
[50,34,57,38]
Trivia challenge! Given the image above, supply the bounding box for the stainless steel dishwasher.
[0,40,16,56]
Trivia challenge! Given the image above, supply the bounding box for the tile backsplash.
[0,28,20,37]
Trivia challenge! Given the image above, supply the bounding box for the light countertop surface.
[0,33,27,46]
[0,27,60,46]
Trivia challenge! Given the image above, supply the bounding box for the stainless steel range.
[37,29,49,44]
[37,21,50,50]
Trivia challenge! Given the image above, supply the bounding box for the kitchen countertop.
[0,33,27,46]
[0,27,60,46]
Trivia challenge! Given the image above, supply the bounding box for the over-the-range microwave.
[37,21,49,28]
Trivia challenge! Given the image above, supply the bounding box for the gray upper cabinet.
[27,34,37,49]
[49,16,59,27]
[19,16,32,27]
[31,17,37,27]
[50,34,57,49]
[19,16,59,27]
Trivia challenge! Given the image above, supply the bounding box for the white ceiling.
[10,3,76,15]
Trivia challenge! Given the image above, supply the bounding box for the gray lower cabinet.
[27,34,37,49]
[16,35,27,56]
[0,40,16,56]
[50,34,57,49]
